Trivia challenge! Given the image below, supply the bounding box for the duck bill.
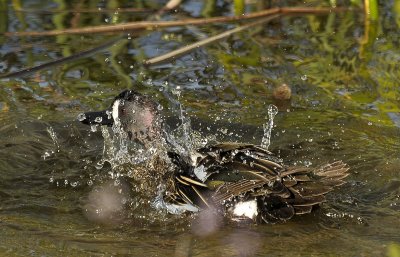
[78,110,114,126]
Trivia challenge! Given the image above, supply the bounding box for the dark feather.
[291,182,333,197]
[165,143,349,223]
[294,205,313,215]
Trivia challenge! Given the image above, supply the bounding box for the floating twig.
[0,37,122,79]
[143,15,280,65]
[12,7,153,14]
[5,7,350,37]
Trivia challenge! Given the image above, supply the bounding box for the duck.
[78,90,349,223]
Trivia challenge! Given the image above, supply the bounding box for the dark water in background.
[0,0,399,256]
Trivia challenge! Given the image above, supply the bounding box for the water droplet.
[95,116,103,123]
[301,74,307,81]
[106,110,112,119]
[104,18,109,23]
[261,105,278,150]
[368,122,372,126]
[77,113,86,121]
[90,125,97,132]
[218,128,228,135]
[41,151,51,160]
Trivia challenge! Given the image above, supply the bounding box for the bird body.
[79,90,349,223]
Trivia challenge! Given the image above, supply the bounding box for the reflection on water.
[0,0,399,256]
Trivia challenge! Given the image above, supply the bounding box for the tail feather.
[281,161,349,217]
[315,161,349,178]
[291,182,333,197]
[320,179,347,187]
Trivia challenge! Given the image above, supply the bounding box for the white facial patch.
[233,200,258,219]
[112,99,121,124]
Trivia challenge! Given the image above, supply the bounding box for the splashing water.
[47,126,60,151]
[162,85,198,161]
[261,105,278,150]
[42,126,60,159]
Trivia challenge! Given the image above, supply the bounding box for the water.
[261,104,278,150]
[0,1,400,256]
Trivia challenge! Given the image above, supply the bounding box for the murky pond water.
[1,0,399,256]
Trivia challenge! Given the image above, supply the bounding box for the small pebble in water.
[273,84,291,100]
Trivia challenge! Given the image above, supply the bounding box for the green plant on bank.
[388,243,400,257]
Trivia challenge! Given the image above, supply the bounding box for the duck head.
[79,90,164,144]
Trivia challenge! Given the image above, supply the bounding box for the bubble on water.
[104,18,109,23]
[95,116,103,123]
[49,177,54,183]
[70,181,79,187]
[368,122,372,126]
[301,74,308,81]
[87,180,93,186]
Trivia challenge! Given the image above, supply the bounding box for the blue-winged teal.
[79,90,349,223]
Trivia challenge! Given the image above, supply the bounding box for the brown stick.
[143,14,280,65]
[0,36,123,79]
[13,7,153,14]
[6,7,350,37]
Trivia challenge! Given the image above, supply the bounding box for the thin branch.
[12,7,153,14]
[5,7,350,37]
[143,14,280,65]
[0,37,122,79]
